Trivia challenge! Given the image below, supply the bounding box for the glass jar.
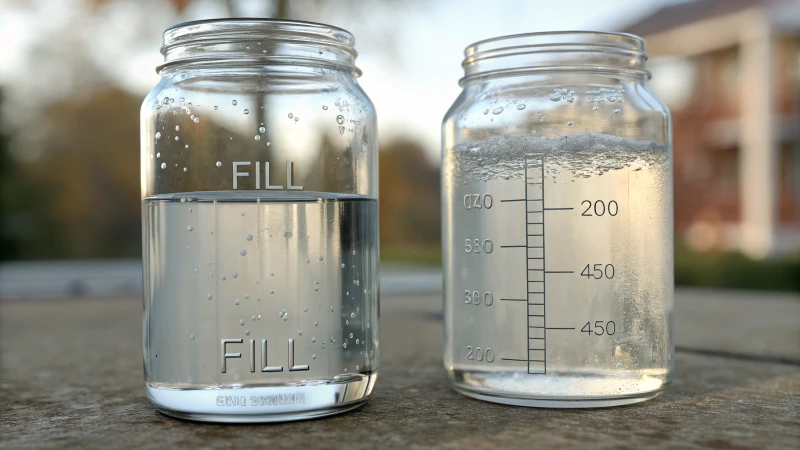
[141,19,379,422]
[442,32,673,407]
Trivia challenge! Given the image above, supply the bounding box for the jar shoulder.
[444,77,670,145]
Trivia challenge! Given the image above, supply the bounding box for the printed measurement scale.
[463,156,621,375]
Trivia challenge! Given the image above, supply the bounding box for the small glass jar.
[141,19,379,422]
[442,32,673,407]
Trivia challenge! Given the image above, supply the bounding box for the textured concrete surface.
[1,290,799,449]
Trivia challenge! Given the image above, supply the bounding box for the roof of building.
[623,0,783,36]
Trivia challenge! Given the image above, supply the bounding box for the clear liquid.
[443,134,673,406]
[142,191,378,421]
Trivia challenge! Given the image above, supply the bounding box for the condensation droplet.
[298,330,303,336]
[266,141,271,147]
[232,100,238,106]
[245,329,250,335]
[336,115,344,124]
[244,294,249,299]
[234,299,240,305]
[175,136,179,141]
[322,106,328,110]
[187,226,193,231]
[492,107,504,115]
[239,319,245,325]
[232,272,238,278]
[207,293,212,300]
[183,167,188,172]
[349,333,354,338]
[614,108,621,114]
[314,321,318,326]
[517,104,526,110]
[220,275,227,281]
[343,343,347,349]
[593,105,599,111]
[312,354,317,359]
[567,121,574,126]
[288,113,293,119]
[341,263,346,269]
[246,233,253,241]
[259,126,266,133]
[216,161,222,167]
[190,334,195,340]
[214,106,218,110]
[243,109,249,114]
[351,313,355,318]
[175,125,180,131]
[255,135,261,141]
[160,163,166,169]
[155,132,161,139]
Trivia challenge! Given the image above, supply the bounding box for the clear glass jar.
[141,19,379,422]
[442,32,673,407]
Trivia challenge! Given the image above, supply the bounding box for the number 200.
[466,346,495,363]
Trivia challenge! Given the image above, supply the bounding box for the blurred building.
[625,0,800,258]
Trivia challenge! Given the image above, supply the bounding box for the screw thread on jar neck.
[158,19,360,76]
[460,31,649,86]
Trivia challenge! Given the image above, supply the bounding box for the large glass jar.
[141,19,379,422]
[442,32,673,407]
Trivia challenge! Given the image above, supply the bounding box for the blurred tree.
[0,89,59,260]
[11,89,143,259]
[379,140,440,256]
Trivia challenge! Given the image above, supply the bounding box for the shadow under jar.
[442,32,673,407]
[141,19,379,423]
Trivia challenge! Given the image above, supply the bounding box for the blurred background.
[1,0,799,297]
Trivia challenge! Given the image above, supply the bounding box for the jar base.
[146,373,377,423]
[447,369,666,408]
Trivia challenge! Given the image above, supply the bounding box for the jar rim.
[159,18,360,75]
[461,31,649,85]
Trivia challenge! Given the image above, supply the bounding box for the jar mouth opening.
[159,18,360,75]
[461,31,649,85]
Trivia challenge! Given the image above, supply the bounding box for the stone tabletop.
[2,289,799,449]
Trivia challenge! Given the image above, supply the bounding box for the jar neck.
[158,19,361,76]
[460,31,649,86]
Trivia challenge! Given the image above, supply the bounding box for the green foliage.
[675,243,800,292]
[381,245,442,266]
